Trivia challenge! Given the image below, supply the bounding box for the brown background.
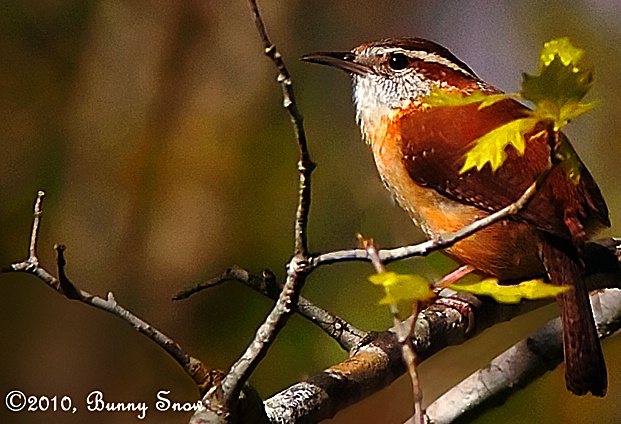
[2,1,621,423]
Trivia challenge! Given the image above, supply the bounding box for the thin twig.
[28,190,45,264]
[363,238,424,424]
[248,0,315,256]
[172,268,241,300]
[4,193,212,392]
[174,266,366,351]
[313,161,552,268]
[213,0,316,411]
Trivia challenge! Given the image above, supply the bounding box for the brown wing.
[396,98,609,244]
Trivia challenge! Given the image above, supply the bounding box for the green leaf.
[460,117,540,173]
[557,100,596,126]
[522,58,593,106]
[451,278,571,304]
[368,271,434,305]
[522,37,594,130]
[478,94,515,109]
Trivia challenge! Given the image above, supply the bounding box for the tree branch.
[248,0,315,256]
[174,266,366,352]
[3,192,213,393]
[262,261,621,423]
[312,168,550,268]
[424,287,621,424]
[195,1,317,419]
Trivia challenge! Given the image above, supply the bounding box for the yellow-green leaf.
[425,87,511,109]
[460,117,539,173]
[478,94,515,110]
[423,37,595,177]
[368,271,434,305]
[539,37,584,69]
[522,57,593,106]
[451,278,571,304]
[522,37,594,131]
[556,100,596,132]
[531,99,595,131]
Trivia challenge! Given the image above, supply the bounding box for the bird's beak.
[300,51,368,75]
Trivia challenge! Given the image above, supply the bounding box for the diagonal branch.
[313,168,550,268]
[3,192,213,393]
[263,265,621,423]
[174,266,366,352]
[423,288,621,424]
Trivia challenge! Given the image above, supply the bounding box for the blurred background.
[2,1,621,423]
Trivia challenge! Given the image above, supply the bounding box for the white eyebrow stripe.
[382,47,474,77]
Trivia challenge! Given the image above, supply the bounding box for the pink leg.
[434,264,475,289]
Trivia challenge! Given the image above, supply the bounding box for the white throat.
[352,72,434,144]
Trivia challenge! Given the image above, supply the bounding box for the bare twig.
[172,267,247,300]
[363,238,424,424]
[248,0,315,256]
[313,168,550,268]
[406,301,424,424]
[4,192,212,392]
[174,266,366,351]
[434,264,475,289]
[28,190,45,264]
[206,0,317,414]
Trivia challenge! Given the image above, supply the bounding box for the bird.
[302,37,609,396]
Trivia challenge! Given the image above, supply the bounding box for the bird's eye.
[388,53,410,70]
